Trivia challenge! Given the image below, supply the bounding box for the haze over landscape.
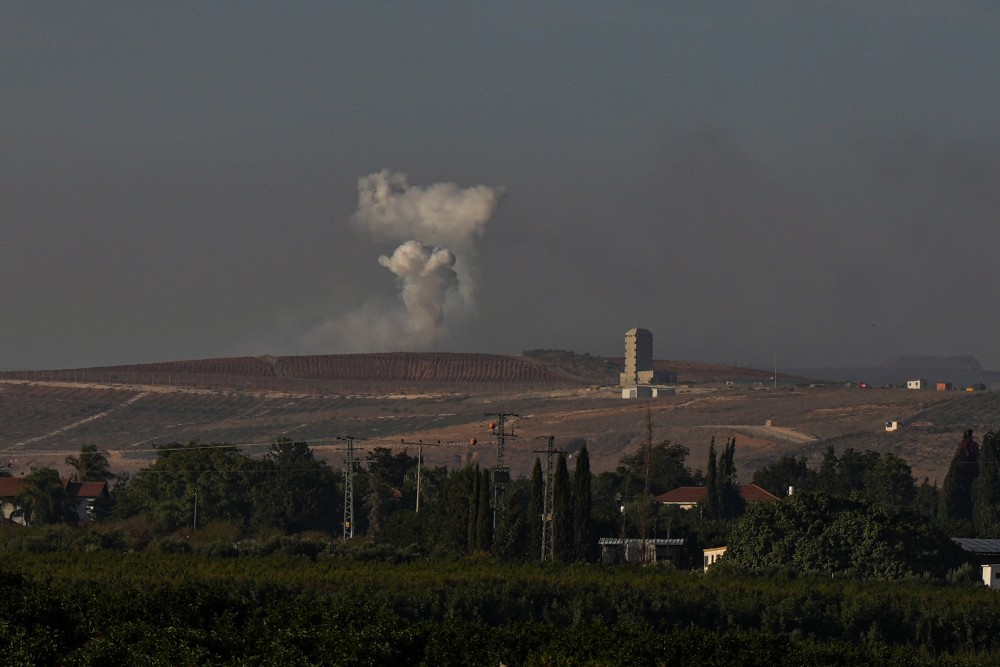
[2,3,998,372]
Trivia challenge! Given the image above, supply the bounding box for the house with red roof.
[0,476,110,526]
[654,483,780,510]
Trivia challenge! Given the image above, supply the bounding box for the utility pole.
[337,435,358,540]
[400,439,476,513]
[484,412,518,530]
[533,435,566,563]
[640,405,654,564]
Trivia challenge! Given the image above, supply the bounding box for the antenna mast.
[484,411,518,529]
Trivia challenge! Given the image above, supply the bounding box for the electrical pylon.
[533,435,567,563]
[337,435,357,540]
[484,412,518,530]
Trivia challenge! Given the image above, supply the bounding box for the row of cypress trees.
[457,446,593,561]
[524,445,593,562]
[703,437,742,520]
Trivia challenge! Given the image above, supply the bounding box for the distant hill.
[5,351,806,391]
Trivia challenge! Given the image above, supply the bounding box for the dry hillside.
[0,352,992,487]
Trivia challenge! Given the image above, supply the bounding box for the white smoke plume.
[302,170,504,352]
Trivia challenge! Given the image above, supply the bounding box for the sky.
[2,2,999,371]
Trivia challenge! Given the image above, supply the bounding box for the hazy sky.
[3,2,999,370]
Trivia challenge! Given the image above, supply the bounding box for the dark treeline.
[11,429,1000,573]
[2,550,1000,665]
[7,431,1000,663]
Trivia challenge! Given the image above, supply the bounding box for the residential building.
[655,483,780,510]
[703,546,727,571]
[0,477,109,525]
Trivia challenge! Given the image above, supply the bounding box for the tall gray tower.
[620,327,653,386]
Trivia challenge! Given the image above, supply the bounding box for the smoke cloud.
[302,170,504,352]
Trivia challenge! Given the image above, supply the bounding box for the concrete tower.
[621,328,653,386]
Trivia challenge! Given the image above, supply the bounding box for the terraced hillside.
[58,352,581,392]
[2,352,994,485]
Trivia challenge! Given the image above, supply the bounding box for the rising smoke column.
[302,170,504,352]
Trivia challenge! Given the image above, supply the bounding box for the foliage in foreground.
[1,549,1000,666]
[726,491,964,579]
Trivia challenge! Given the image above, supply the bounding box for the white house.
[703,546,727,571]
[0,477,109,525]
[982,564,1000,589]
[907,379,927,390]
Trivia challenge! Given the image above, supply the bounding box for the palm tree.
[16,468,70,525]
[65,445,115,483]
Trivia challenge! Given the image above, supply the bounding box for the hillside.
[0,352,991,485]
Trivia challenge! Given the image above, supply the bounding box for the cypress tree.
[974,431,1000,534]
[527,458,543,560]
[940,430,980,523]
[704,438,719,519]
[476,467,492,551]
[573,445,593,562]
[817,445,839,495]
[718,437,743,519]
[467,465,480,552]
[552,454,573,561]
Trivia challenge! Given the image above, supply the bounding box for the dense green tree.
[911,477,939,519]
[16,467,70,525]
[572,445,593,561]
[250,441,338,534]
[527,458,543,560]
[590,470,624,534]
[815,446,880,497]
[430,465,478,553]
[974,430,1000,535]
[65,444,115,483]
[618,441,697,497]
[113,443,255,531]
[726,491,964,579]
[939,429,980,523]
[864,453,915,509]
[752,455,816,497]
[816,445,839,494]
[552,454,573,561]
[838,448,881,495]
[492,480,527,561]
[366,447,418,534]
